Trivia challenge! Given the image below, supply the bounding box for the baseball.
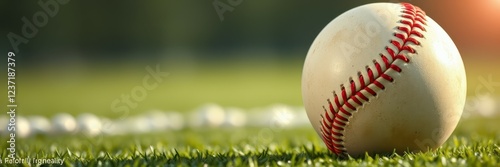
[302,3,466,157]
[51,113,77,134]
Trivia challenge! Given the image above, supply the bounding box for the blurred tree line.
[0,0,384,62]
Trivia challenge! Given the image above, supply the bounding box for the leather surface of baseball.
[302,3,467,157]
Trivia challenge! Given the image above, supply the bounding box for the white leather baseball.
[302,3,466,156]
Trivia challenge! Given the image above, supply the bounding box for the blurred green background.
[0,0,499,117]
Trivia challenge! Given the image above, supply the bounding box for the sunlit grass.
[3,54,500,166]
[16,58,304,117]
[15,55,500,118]
[2,117,499,166]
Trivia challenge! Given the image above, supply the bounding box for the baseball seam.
[319,3,428,156]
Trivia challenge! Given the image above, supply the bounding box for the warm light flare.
[492,0,500,6]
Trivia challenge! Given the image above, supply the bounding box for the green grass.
[14,58,304,117]
[1,117,499,166]
[11,53,500,118]
[3,55,500,166]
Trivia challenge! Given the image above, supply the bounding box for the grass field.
[2,117,499,166]
[11,53,500,117]
[2,54,500,166]
[14,57,304,117]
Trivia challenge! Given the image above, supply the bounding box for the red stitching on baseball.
[319,3,427,156]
